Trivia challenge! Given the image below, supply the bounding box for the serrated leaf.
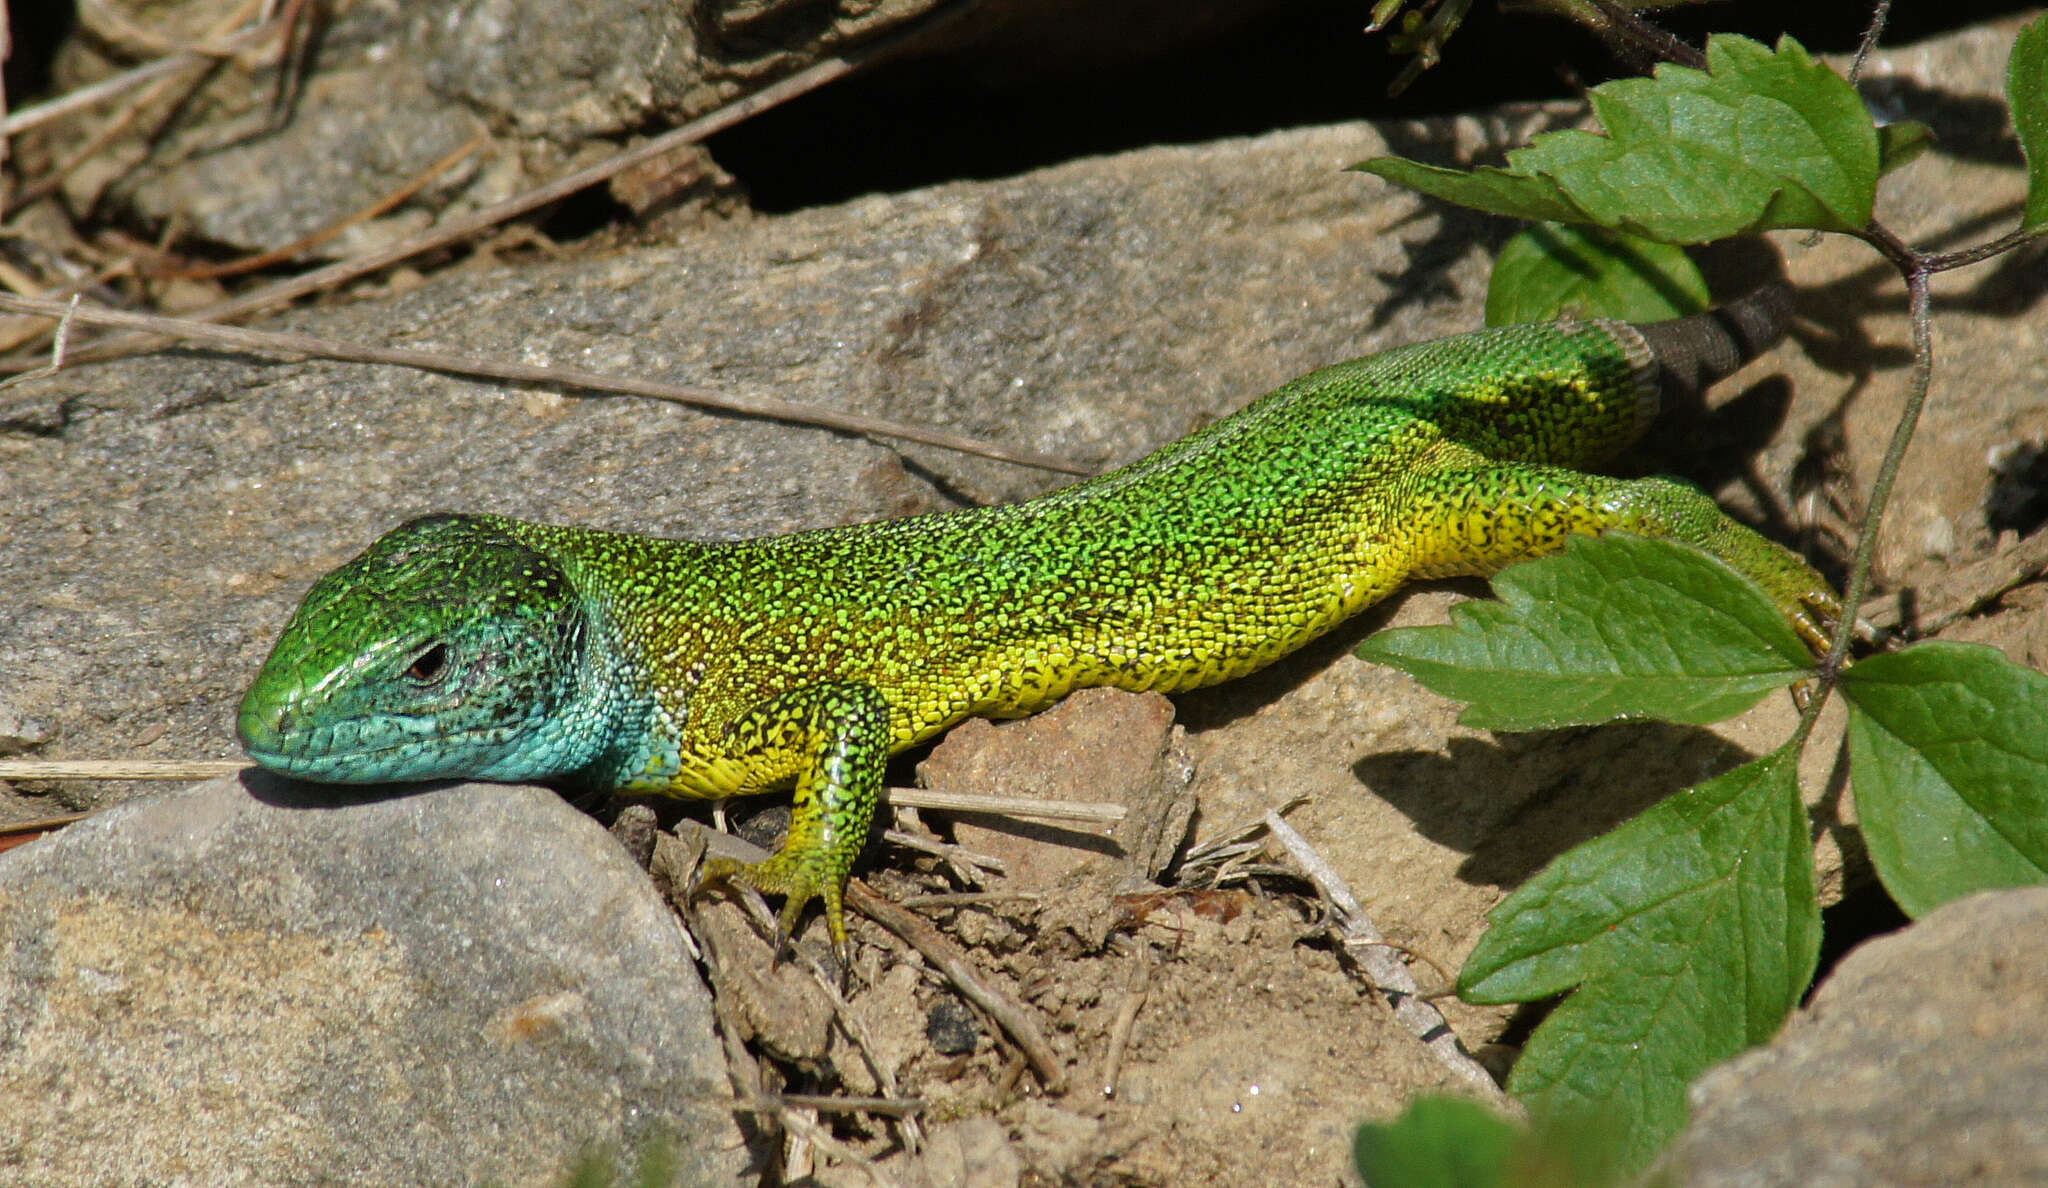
[1486,223,1710,326]
[1354,1097,1518,1188]
[1355,155,1595,226]
[1460,747,1820,1173]
[1358,534,1813,731]
[2010,15,2048,231]
[1842,641,2048,917]
[1355,34,1881,241]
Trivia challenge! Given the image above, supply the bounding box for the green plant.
[1350,5,2048,1180]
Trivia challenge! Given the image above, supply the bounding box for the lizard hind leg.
[696,681,893,966]
[1396,464,1840,653]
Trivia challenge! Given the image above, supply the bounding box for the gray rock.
[38,0,1315,256]
[0,774,750,1187]
[1660,887,2048,1187]
[0,699,51,757]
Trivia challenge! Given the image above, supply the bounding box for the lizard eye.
[403,643,450,684]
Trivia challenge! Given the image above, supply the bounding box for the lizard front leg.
[697,681,892,963]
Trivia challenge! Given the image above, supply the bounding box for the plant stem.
[1849,0,1895,84]
[1821,224,1935,686]
[1922,226,2048,273]
[1577,0,1707,70]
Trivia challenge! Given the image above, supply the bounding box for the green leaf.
[1485,223,1710,326]
[1876,121,1934,177]
[1358,534,1814,732]
[1356,155,1594,226]
[1460,747,1820,1173]
[1355,1097,1635,1188]
[2010,15,2048,231]
[1842,641,2048,917]
[1354,1097,1518,1188]
[1355,34,1882,241]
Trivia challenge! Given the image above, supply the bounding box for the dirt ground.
[631,686,1521,1188]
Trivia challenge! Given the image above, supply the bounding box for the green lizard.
[238,288,1838,956]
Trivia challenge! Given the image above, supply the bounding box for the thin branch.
[1820,226,1935,687]
[0,759,247,780]
[846,879,1069,1094]
[881,827,1007,880]
[761,1093,927,1117]
[0,293,1089,475]
[159,130,491,281]
[1921,225,2048,274]
[0,295,79,391]
[0,812,93,836]
[1095,945,1149,1099]
[886,785,1124,824]
[1579,0,1706,71]
[0,17,283,136]
[1849,0,1895,85]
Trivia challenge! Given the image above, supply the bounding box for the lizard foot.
[1787,584,1845,660]
[698,852,851,969]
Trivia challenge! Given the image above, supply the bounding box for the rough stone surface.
[38,0,1300,257]
[0,774,750,1187]
[1661,887,2048,1187]
[917,686,1194,889]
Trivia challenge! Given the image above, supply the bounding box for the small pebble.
[926,997,981,1055]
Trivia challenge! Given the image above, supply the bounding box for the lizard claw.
[1790,587,1843,659]
[697,853,851,970]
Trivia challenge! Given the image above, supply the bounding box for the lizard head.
[238,515,600,784]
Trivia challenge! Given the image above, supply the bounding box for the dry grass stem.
[162,130,490,281]
[0,291,1087,473]
[1261,810,1509,1104]
[847,878,1068,1094]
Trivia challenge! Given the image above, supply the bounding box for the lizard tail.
[1628,281,1794,403]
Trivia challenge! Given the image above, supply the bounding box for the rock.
[0,774,750,1187]
[34,0,1320,258]
[0,698,51,757]
[1660,887,2048,1187]
[916,687,1195,951]
[39,0,932,255]
[917,687,1194,888]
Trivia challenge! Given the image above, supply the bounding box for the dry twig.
[883,826,1007,884]
[1096,943,1150,1099]
[0,292,1086,474]
[846,878,1068,1094]
[0,757,1123,830]
[159,130,491,281]
[1261,810,1510,1105]
[0,759,247,781]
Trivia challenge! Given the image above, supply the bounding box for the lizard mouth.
[236,693,495,784]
